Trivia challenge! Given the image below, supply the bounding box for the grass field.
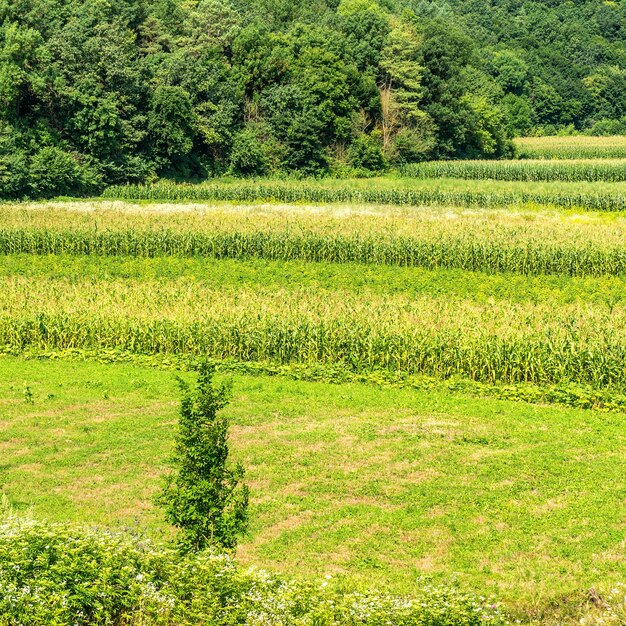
[2,355,625,622]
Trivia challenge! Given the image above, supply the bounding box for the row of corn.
[3,276,626,390]
[3,227,626,277]
[102,182,626,212]
[401,160,626,182]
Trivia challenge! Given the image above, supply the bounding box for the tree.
[157,363,249,553]
[378,17,434,161]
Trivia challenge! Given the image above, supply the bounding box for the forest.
[1,0,626,197]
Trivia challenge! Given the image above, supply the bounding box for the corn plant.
[4,275,626,391]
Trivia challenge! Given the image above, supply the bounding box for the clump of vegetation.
[0,513,510,625]
[156,362,248,552]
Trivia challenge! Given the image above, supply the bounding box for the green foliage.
[29,146,102,198]
[2,0,621,197]
[348,134,386,172]
[0,515,509,625]
[0,122,27,198]
[229,127,269,176]
[157,363,248,552]
[149,85,196,160]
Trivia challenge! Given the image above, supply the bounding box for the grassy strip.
[401,159,626,182]
[4,274,626,389]
[2,253,625,306]
[8,346,626,413]
[102,179,626,212]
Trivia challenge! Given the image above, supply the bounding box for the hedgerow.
[0,514,509,625]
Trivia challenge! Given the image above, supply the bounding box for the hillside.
[1,0,625,197]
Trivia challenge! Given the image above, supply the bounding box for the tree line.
[1,0,624,198]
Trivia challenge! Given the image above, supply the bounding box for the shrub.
[29,146,101,198]
[0,513,511,625]
[0,123,29,199]
[229,128,269,176]
[156,362,249,552]
[348,134,387,172]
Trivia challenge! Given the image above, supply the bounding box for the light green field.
[2,191,626,624]
[401,159,626,182]
[2,355,625,621]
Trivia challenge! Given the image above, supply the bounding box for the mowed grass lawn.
[1,355,625,613]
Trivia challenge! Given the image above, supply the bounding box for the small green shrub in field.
[0,514,510,625]
[156,363,249,553]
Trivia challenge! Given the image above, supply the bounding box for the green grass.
[2,355,625,617]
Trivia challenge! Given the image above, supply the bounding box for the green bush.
[348,134,387,172]
[0,123,29,199]
[0,513,510,625]
[156,363,249,553]
[28,147,102,198]
[229,128,269,176]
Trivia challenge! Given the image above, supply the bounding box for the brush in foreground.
[0,514,508,625]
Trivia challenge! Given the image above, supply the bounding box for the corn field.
[401,159,626,182]
[102,181,626,212]
[514,135,626,160]
[4,225,626,278]
[3,275,626,390]
[4,194,626,399]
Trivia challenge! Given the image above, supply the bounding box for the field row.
[402,159,626,182]
[4,254,625,307]
[513,135,626,159]
[4,204,626,278]
[4,275,626,390]
[102,180,626,212]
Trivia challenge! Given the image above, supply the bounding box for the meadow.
[2,136,626,625]
[2,356,625,622]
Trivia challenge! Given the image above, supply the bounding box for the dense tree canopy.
[0,0,623,197]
